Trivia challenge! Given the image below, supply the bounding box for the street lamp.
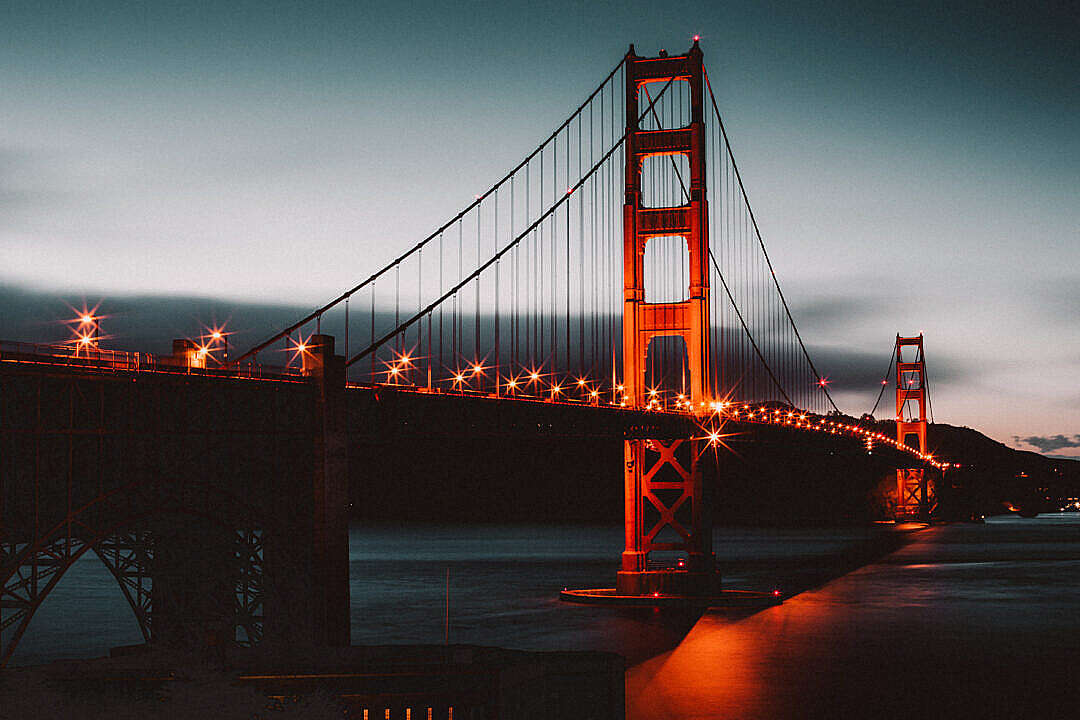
[73,309,100,357]
[203,326,230,368]
[211,330,227,362]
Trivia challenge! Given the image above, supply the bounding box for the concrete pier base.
[616,568,722,596]
[560,586,780,608]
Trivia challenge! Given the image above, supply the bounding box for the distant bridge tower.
[618,40,718,596]
[895,334,935,520]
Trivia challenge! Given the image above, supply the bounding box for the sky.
[1,1,1077,455]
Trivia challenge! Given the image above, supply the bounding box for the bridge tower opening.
[895,334,935,520]
[617,40,719,596]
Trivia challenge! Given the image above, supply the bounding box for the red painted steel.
[894,334,935,520]
[618,41,717,591]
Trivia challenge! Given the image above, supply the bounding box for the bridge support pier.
[304,334,351,647]
[896,468,936,522]
[616,438,719,597]
[150,518,235,651]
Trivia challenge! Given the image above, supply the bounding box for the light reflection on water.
[627,515,1080,720]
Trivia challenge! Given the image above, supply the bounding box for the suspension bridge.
[0,41,942,666]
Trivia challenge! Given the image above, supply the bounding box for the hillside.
[871,419,1080,516]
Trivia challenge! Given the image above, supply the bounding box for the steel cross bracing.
[0,363,325,667]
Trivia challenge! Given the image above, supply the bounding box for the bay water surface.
[10,517,1073,669]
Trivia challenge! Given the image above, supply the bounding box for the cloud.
[804,343,967,393]
[0,283,311,356]
[785,295,888,332]
[1013,434,1080,453]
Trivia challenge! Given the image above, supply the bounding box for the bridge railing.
[0,340,304,380]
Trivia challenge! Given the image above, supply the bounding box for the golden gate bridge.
[1,41,941,670]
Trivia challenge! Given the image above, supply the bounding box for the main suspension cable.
[233,54,630,365]
[868,337,898,418]
[347,64,687,367]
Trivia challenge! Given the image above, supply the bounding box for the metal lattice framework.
[0,476,271,665]
[93,528,154,643]
[0,359,318,667]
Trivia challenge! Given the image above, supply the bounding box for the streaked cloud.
[1013,434,1080,453]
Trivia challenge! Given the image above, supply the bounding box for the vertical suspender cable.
[578,112,585,379]
[475,206,481,372]
[370,281,376,382]
[566,118,572,379]
[511,176,517,373]
[438,232,444,377]
[494,189,500,393]
[705,69,840,413]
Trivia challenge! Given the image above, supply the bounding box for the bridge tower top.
[622,39,710,409]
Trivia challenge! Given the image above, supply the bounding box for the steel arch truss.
[1,535,89,653]
[234,527,264,647]
[0,478,270,667]
[93,528,154,643]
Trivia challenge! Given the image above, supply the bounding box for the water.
[628,514,1080,719]
[346,522,900,659]
[9,517,1076,672]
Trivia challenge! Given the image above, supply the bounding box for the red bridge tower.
[618,40,718,596]
[895,334,935,520]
